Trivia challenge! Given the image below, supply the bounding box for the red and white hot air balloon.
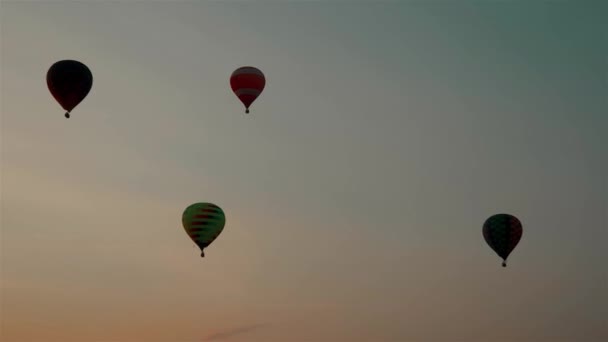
[230,66,265,114]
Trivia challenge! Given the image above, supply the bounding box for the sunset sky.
[1,1,606,341]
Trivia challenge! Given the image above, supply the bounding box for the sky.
[1,1,607,341]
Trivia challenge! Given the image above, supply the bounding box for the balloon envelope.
[47,60,93,117]
[482,213,523,267]
[182,203,226,257]
[230,66,265,113]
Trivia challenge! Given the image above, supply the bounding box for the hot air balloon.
[482,213,523,267]
[182,203,226,258]
[230,66,265,114]
[47,60,93,118]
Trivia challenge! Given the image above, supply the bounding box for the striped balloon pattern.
[182,203,226,257]
[482,213,523,267]
[230,66,265,114]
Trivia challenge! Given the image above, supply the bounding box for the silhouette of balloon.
[47,60,93,119]
[483,213,523,267]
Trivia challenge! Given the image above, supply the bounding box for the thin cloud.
[203,323,268,341]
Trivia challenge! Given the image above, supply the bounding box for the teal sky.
[1,1,606,341]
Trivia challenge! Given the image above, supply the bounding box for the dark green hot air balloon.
[182,203,226,258]
[482,213,523,267]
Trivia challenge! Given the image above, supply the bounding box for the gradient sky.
[1,1,606,341]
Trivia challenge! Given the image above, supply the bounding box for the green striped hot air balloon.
[182,203,226,258]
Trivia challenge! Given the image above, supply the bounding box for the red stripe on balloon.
[194,215,215,219]
[190,221,211,225]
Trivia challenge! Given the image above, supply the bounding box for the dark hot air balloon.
[483,213,523,267]
[47,60,93,119]
[182,203,226,258]
[230,66,265,114]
